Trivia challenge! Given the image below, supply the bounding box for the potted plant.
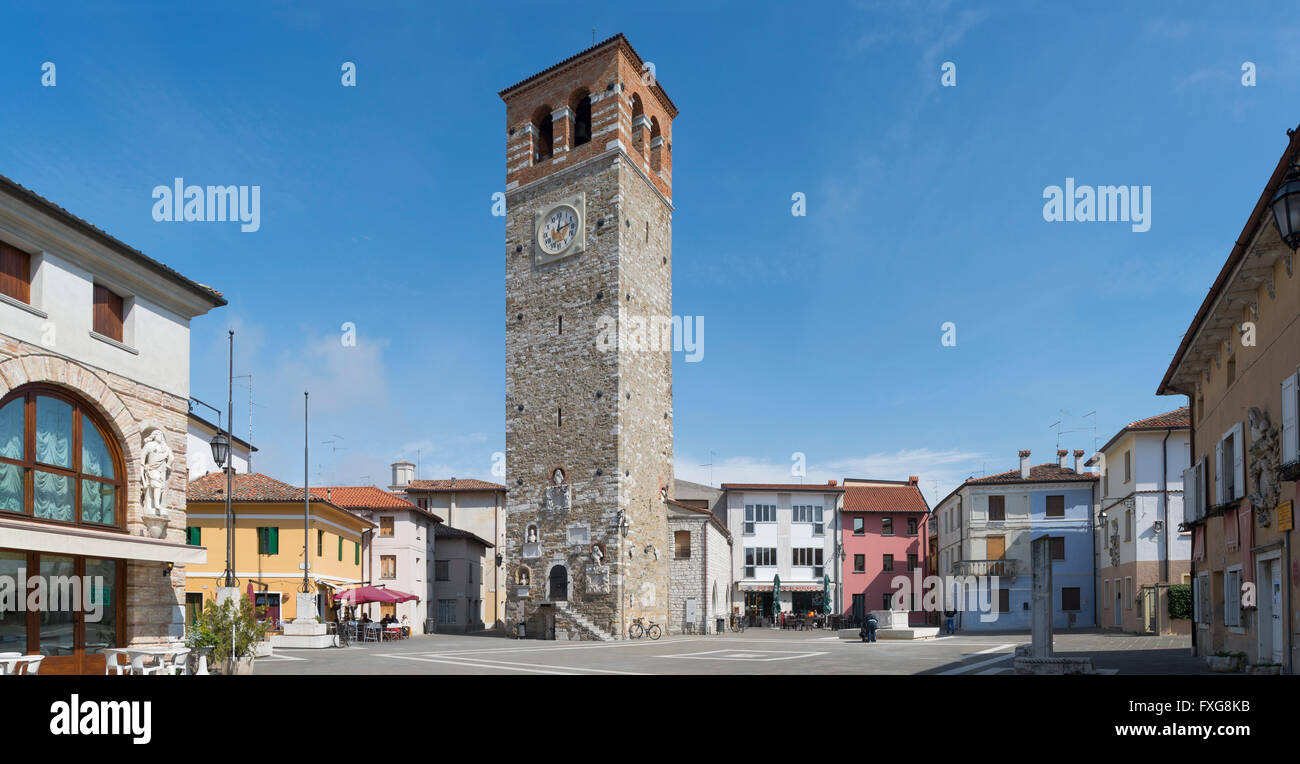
[1247,661,1282,675]
[185,594,266,675]
[1206,651,1246,672]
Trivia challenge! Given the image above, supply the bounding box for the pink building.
[839,477,930,625]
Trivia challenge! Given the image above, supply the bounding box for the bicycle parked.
[333,620,352,647]
[628,616,662,640]
[729,613,745,633]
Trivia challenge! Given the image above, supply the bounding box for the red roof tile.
[405,478,507,493]
[310,486,444,522]
[842,483,929,513]
[188,472,345,509]
[965,464,1098,486]
[1098,407,1190,453]
[1125,407,1190,431]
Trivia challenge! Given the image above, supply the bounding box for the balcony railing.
[953,559,1017,578]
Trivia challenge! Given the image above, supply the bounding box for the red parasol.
[381,588,420,603]
[333,586,400,605]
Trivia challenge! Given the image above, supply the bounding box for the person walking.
[860,612,879,643]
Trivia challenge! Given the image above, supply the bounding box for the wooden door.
[987,535,1005,559]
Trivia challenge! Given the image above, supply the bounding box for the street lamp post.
[212,330,237,589]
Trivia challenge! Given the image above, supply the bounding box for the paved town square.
[256,630,1208,676]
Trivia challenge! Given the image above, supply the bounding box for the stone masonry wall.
[504,39,675,639]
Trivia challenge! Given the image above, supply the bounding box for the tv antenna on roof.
[700,451,716,487]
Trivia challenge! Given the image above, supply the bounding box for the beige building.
[1158,126,1300,672]
[1090,409,1192,634]
[432,524,495,633]
[397,471,506,629]
[0,173,225,673]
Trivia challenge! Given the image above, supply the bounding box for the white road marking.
[975,643,1016,654]
[383,654,576,674]
[937,652,1015,675]
[662,649,828,662]
[384,653,646,675]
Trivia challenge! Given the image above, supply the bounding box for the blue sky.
[3,1,1298,504]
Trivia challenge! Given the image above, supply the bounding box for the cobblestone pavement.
[253,628,1211,675]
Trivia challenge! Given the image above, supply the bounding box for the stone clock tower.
[501,34,676,640]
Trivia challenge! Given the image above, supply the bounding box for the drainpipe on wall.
[1161,427,1173,585]
[1187,392,1197,658]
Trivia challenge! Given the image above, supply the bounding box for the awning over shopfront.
[0,517,206,565]
[739,583,822,592]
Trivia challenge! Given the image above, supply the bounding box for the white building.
[1088,408,1192,634]
[185,408,254,479]
[310,485,441,630]
[719,482,844,625]
[0,172,225,672]
[666,492,733,634]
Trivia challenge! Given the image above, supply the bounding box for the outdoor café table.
[102,646,180,676]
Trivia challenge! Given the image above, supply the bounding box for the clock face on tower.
[540,206,578,254]
[533,194,585,265]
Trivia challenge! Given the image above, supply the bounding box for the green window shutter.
[354,542,359,565]
[256,527,266,554]
[186,527,201,546]
[268,526,279,555]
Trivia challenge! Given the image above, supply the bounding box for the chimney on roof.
[1073,449,1085,473]
[1019,450,1031,479]
[391,462,414,488]
[1057,449,1068,469]
[326,487,331,501]
[827,480,836,486]
[908,476,919,485]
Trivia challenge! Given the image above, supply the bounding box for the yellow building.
[1158,126,1300,672]
[183,472,373,626]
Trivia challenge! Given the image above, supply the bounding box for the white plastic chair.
[12,655,44,675]
[104,650,133,675]
[162,648,191,675]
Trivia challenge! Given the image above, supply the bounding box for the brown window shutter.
[93,284,124,342]
[0,243,32,303]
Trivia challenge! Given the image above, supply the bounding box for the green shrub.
[1167,584,1192,620]
[185,594,265,662]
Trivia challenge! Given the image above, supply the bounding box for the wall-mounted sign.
[1278,500,1294,532]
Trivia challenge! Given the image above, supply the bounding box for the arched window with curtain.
[0,384,125,529]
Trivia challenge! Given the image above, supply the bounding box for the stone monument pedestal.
[838,609,939,640]
[270,593,335,649]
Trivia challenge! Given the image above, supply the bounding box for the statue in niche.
[517,567,531,587]
[591,543,604,566]
[140,428,174,516]
[526,525,538,544]
[1248,406,1281,526]
[545,467,571,513]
